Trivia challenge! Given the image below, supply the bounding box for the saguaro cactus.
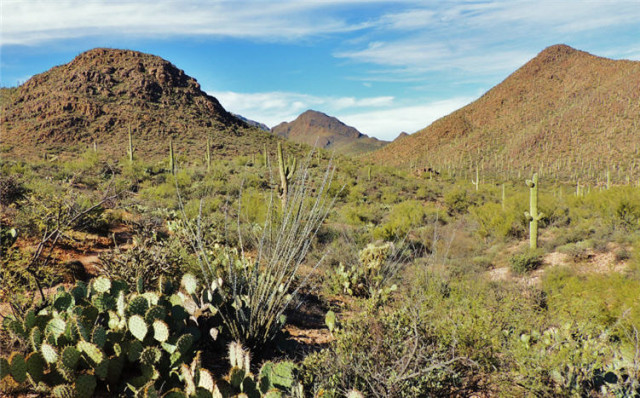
[277,142,296,207]
[471,165,479,191]
[263,144,268,166]
[127,126,134,163]
[169,140,175,175]
[206,137,212,172]
[525,173,544,249]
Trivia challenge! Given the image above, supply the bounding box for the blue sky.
[2,1,639,141]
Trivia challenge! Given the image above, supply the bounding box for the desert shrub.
[306,274,549,397]
[303,303,467,397]
[557,240,592,262]
[443,187,474,215]
[469,202,520,240]
[373,200,441,241]
[543,267,640,329]
[0,175,27,206]
[509,249,543,274]
[338,202,380,226]
[507,322,623,397]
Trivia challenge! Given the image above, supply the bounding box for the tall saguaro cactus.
[169,140,175,175]
[206,137,212,172]
[127,126,134,163]
[277,142,296,207]
[524,173,544,249]
[471,165,479,191]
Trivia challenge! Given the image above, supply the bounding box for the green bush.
[509,249,543,274]
[443,187,474,215]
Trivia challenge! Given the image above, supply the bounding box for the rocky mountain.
[0,48,280,160]
[271,110,388,155]
[368,44,640,180]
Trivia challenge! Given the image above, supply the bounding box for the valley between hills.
[1,44,639,397]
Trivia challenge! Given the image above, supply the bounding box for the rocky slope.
[0,48,280,160]
[368,44,640,181]
[272,110,388,155]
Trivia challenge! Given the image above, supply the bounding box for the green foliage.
[543,267,640,329]
[509,249,544,274]
[443,187,474,215]
[373,200,442,241]
[0,274,209,396]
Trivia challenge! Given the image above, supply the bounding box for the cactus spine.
[525,173,544,250]
[277,142,296,208]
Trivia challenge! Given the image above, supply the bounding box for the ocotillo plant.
[127,126,134,163]
[524,173,544,250]
[169,140,175,175]
[277,142,296,207]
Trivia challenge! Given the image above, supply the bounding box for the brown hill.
[272,110,388,155]
[0,48,280,160]
[368,45,640,182]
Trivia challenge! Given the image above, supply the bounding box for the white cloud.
[209,90,395,129]
[210,89,472,141]
[340,97,474,141]
[1,0,371,45]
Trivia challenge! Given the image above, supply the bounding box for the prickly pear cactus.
[0,273,213,397]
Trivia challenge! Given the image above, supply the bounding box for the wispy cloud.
[2,1,370,45]
[335,1,640,79]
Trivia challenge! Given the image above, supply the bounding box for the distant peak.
[300,109,329,117]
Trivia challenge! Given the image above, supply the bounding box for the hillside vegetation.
[369,45,640,185]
